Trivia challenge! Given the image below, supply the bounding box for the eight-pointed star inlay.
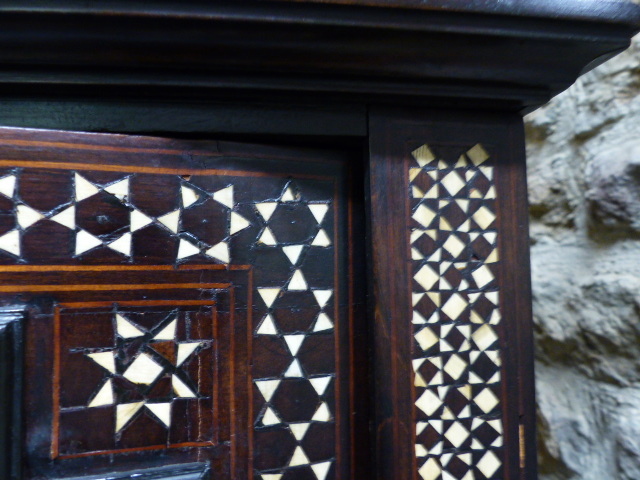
[84,311,209,433]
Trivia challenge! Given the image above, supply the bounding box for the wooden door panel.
[0,128,363,480]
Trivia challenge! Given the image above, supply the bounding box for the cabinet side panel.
[368,108,536,480]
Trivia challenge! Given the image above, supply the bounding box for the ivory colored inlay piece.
[312,289,332,309]
[258,227,277,245]
[145,402,172,427]
[258,288,280,308]
[116,401,145,433]
[283,335,305,356]
[122,353,164,385]
[308,203,329,224]
[104,178,129,201]
[177,238,199,259]
[16,204,44,230]
[116,313,145,338]
[311,402,331,422]
[311,461,332,480]
[0,174,16,198]
[257,314,278,335]
[255,379,281,402]
[181,185,199,207]
[157,209,180,233]
[256,201,278,221]
[75,229,102,255]
[281,187,296,202]
[75,173,99,201]
[107,232,132,257]
[230,211,250,235]
[153,319,177,340]
[86,351,116,373]
[130,208,153,232]
[284,359,304,378]
[50,205,75,229]
[282,244,304,265]
[176,341,202,366]
[309,376,332,396]
[287,269,308,291]
[0,230,20,256]
[262,406,281,426]
[289,446,310,467]
[313,313,333,332]
[88,379,114,408]
[172,374,196,398]
[311,229,331,247]
[213,185,234,208]
[289,422,310,441]
[205,241,229,263]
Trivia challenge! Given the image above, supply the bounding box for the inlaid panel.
[0,129,358,480]
[408,143,503,480]
[369,109,534,480]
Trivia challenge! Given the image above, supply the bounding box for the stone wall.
[525,34,640,479]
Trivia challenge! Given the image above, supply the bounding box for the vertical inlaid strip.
[408,143,504,480]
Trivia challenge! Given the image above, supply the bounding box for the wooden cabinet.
[0,2,638,480]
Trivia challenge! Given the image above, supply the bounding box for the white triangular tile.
[181,185,200,208]
[230,212,251,235]
[412,310,427,324]
[176,341,202,366]
[107,232,132,257]
[313,313,333,332]
[213,185,234,208]
[205,241,229,263]
[116,401,144,432]
[130,209,153,232]
[311,461,332,480]
[289,422,311,441]
[411,247,424,260]
[86,351,116,373]
[146,402,172,427]
[154,319,177,340]
[0,230,20,257]
[308,204,329,224]
[261,406,281,426]
[258,227,277,245]
[281,186,296,202]
[75,229,102,255]
[177,238,200,260]
[416,421,428,435]
[16,204,44,230]
[312,289,332,309]
[104,178,129,201]
[172,374,197,398]
[256,202,278,221]
[283,334,305,356]
[289,446,310,466]
[75,173,99,201]
[287,269,308,291]
[309,376,332,396]
[312,402,331,422]
[255,379,281,402]
[0,175,16,199]
[257,314,278,335]
[261,475,282,480]
[50,205,75,229]
[282,245,304,265]
[116,313,145,338]
[311,229,331,247]
[284,358,304,378]
[157,210,180,234]
[88,379,114,408]
[258,288,280,308]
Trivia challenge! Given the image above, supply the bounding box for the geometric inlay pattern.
[252,183,336,480]
[408,143,504,480]
[57,307,215,455]
[0,166,337,478]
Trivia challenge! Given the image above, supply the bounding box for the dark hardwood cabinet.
[0,2,638,480]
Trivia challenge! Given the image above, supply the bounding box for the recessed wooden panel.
[0,128,363,480]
